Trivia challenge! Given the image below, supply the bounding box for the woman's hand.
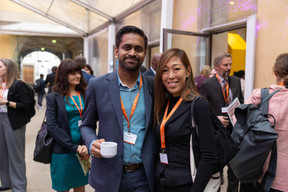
[77,145,88,156]
[217,115,230,127]
[0,98,8,106]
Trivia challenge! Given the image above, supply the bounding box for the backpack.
[14,80,36,123]
[33,79,41,92]
[229,88,281,191]
[190,97,239,173]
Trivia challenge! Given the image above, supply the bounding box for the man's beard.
[119,56,141,71]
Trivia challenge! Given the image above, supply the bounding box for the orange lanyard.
[0,83,6,98]
[160,97,183,150]
[68,92,83,118]
[120,76,143,131]
[278,82,284,86]
[216,74,229,105]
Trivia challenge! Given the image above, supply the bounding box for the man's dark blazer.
[199,75,244,133]
[45,72,56,93]
[143,68,155,77]
[46,92,81,154]
[81,71,157,192]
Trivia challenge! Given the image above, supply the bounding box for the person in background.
[154,48,218,191]
[83,65,94,76]
[46,59,88,192]
[35,74,45,109]
[0,58,30,192]
[74,55,94,84]
[45,66,57,94]
[233,70,245,96]
[140,65,147,73]
[143,53,161,77]
[194,65,211,90]
[81,25,157,192]
[209,68,217,78]
[240,53,288,192]
[199,52,244,192]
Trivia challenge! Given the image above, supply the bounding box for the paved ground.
[1,97,229,192]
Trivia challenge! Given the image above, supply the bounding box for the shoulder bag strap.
[259,88,278,192]
[190,96,200,182]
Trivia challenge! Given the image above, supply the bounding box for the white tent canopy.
[0,0,154,37]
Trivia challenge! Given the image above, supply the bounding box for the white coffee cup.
[100,142,117,158]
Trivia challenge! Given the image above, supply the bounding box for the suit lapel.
[212,76,225,101]
[143,75,152,131]
[55,93,70,128]
[165,101,190,124]
[107,72,123,132]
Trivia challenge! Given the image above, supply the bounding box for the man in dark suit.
[45,66,57,94]
[74,55,94,84]
[81,26,157,192]
[199,52,244,192]
[143,53,161,77]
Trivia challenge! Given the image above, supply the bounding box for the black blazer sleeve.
[7,80,29,130]
[46,93,78,153]
[192,98,218,192]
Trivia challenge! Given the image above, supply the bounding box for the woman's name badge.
[123,131,137,145]
[160,153,168,164]
[78,120,82,127]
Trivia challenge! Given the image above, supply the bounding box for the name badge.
[78,120,82,127]
[123,131,137,145]
[159,153,168,164]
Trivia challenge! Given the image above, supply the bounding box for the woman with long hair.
[0,58,29,191]
[46,59,88,192]
[154,48,218,191]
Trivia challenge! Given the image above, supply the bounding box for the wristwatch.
[6,101,10,106]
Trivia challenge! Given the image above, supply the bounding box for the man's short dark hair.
[52,66,57,73]
[115,25,148,50]
[74,55,86,69]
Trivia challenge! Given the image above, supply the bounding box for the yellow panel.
[228,33,246,75]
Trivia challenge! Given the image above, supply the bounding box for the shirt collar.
[150,67,156,75]
[117,70,141,89]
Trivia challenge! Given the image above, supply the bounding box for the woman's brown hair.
[154,48,199,125]
[53,59,87,98]
[0,58,20,88]
[273,53,288,86]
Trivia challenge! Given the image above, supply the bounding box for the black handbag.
[191,97,239,172]
[33,115,53,164]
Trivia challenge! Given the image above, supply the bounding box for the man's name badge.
[123,131,137,145]
[160,153,168,164]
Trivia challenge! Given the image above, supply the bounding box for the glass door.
[163,28,211,76]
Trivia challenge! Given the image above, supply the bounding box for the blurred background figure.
[45,66,57,94]
[83,64,94,76]
[140,65,147,73]
[74,55,94,84]
[209,68,217,78]
[0,58,31,192]
[233,70,245,95]
[194,65,211,90]
[35,74,45,109]
[143,53,161,77]
[46,59,88,192]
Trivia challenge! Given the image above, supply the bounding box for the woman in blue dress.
[46,59,89,192]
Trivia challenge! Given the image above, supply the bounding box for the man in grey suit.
[143,53,161,77]
[199,52,244,192]
[81,25,157,192]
